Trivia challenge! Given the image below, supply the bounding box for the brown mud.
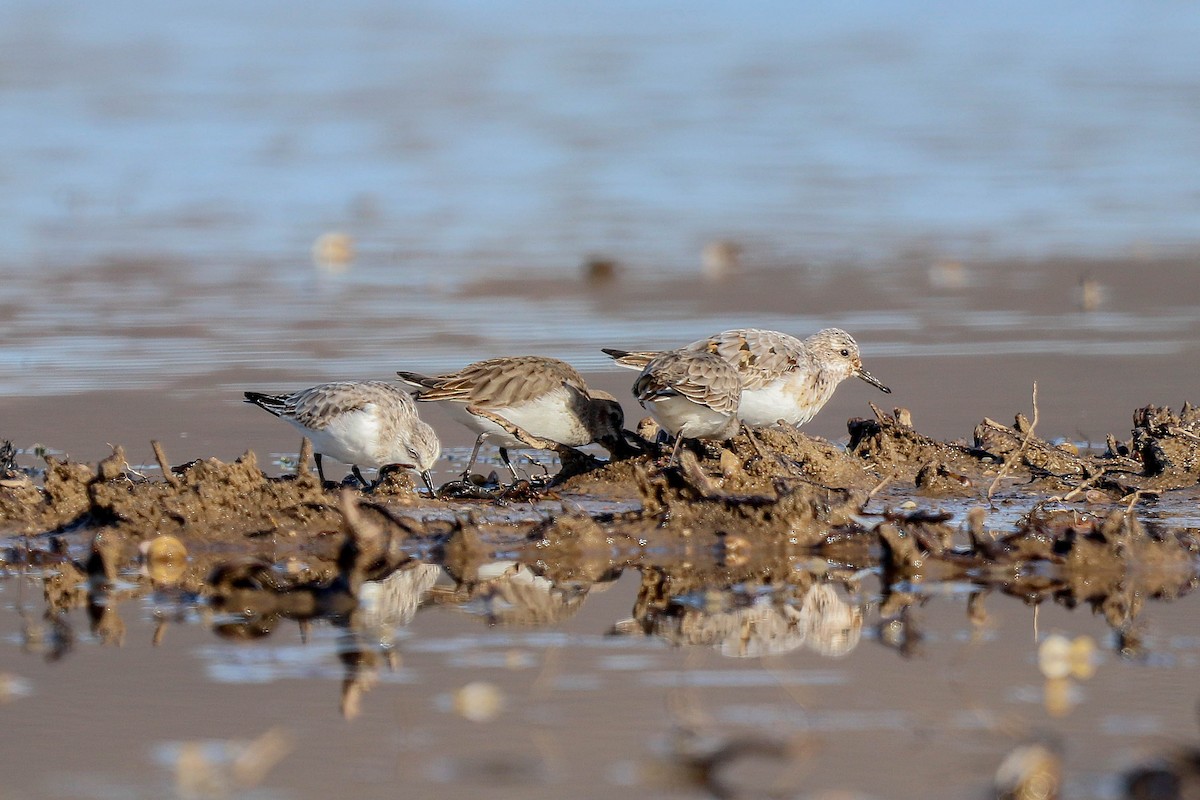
[5,405,1200,800]
[4,402,1199,544]
[4,402,1198,653]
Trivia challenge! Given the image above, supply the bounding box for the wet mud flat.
[3,400,1199,633]
[3,403,1200,797]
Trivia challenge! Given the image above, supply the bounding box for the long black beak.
[856,367,891,394]
[420,470,436,494]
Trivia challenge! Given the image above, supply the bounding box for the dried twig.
[866,470,896,502]
[1167,426,1200,442]
[1120,489,1156,513]
[1055,469,1108,503]
[151,440,180,487]
[987,382,1039,501]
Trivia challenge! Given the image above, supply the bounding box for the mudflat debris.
[3,404,1199,544]
[2,404,1198,649]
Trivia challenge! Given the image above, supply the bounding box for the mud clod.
[0,441,18,478]
[915,461,975,496]
[848,405,980,481]
[3,402,1199,623]
[1131,404,1200,483]
[974,417,1086,480]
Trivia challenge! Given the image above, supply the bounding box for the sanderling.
[397,356,629,480]
[633,349,741,462]
[243,380,440,491]
[605,327,890,428]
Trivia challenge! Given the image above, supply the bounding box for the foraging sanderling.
[632,349,742,462]
[606,327,890,428]
[397,356,629,480]
[243,380,440,491]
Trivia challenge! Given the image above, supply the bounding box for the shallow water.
[4,3,1200,798]
[4,0,1200,408]
[2,531,1198,799]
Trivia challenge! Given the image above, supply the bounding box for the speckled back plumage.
[398,356,587,408]
[244,380,441,473]
[266,381,418,430]
[634,350,741,415]
[687,328,808,391]
[607,326,888,427]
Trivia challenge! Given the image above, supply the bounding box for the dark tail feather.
[603,348,657,370]
[633,374,680,403]
[396,371,438,391]
[243,391,287,416]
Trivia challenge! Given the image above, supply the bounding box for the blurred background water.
[2,0,1199,401]
[4,8,1200,796]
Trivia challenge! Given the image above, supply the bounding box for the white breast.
[435,387,588,449]
[643,395,736,440]
[738,379,806,426]
[738,373,834,427]
[499,387,589,446]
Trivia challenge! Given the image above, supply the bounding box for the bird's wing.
[404,356,583,406]
[691,328,806,391]
[636,353,740,414]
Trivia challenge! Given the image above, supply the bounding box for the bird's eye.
[840,348,850,357]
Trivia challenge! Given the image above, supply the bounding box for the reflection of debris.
[1125,752,1200,799]
[877,603,923,659]
[993,740,1062,800]
[657,727,805,800]
[582,255,620,285]
[1122,703,1200,799]
[928,258,968,290]
[312,231,354,273]
[1076,274,1107,312]
[701,240,742,281]
[0,672,31,703]
[453,681,505,722]
[1042,677,1081,718]
[1038,634,1098,680]
[141,534,188,586]
[171,727,293,799]
[339,627,396,721]
[626,571,864,658]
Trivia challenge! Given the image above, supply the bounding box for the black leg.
[351,465,369,487]
[315,453,328,484]
[498,447,521,482]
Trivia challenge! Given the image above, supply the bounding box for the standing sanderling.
[243,380,440,492]
[606,327,890,428]
[397,356,630,480]
[633,349,742,463]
